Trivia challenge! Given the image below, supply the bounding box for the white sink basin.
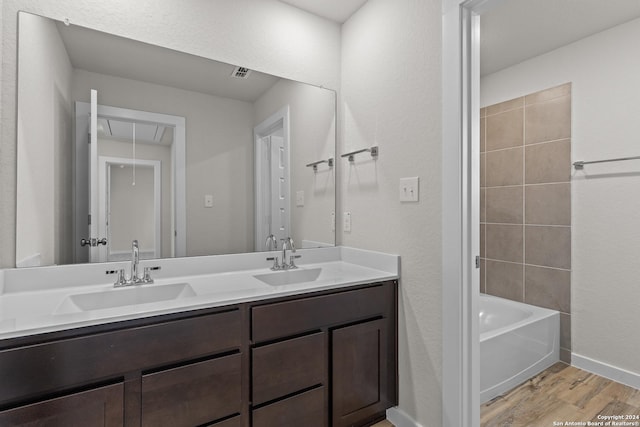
[54,283,196,314]
[253,268,322,286]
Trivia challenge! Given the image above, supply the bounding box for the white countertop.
[0,247,399,341]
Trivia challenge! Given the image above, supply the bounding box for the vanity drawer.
[0,309,241,405]
[252,386,326,427]
[0,382,123,427]
[141,353,242,427]
[252,331,325,405]
[251,283,392,342]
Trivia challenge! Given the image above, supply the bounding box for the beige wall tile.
[525,226,571,269]
[486,97,524,116]
[525,139,570,184]
[480,153,486,188]
[560,313,571,350]
[486,224,523,263]
[525,83,571,105]
[480,223,485,258]
[486,186,523,224]
[480,188,486,223]
[525,183,571,225]
[524,265,571,313]
[480,116,486,153]
[525,95,571,144]
[486,108,524,151]
[486,260,524,302]
[480,258,486,294]
[480,107,487,118]
[486,147,524,187]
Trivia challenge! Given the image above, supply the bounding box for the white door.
[254,107,291,251]
[88,89,107,262]
[269,135,288,244]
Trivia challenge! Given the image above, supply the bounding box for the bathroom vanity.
[0,247,398,427]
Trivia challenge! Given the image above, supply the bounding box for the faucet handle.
[143,266,161,284]
[289,255,301,269]
[266,256,280,271]
[107,269,127,287]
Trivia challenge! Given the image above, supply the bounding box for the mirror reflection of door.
[74,101,185,264]
[267,135,288,244]
[254,107,290,251]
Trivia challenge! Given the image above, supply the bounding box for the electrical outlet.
[399,177,419,202]
[343,212,352,232]
[204,194,214,208]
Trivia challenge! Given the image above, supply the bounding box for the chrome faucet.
[265,234,278,251]
[281,237,299,270]
[109,240,161,287]
[131,240,140,283]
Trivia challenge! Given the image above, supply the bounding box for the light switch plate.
[296,190,305,207]
[204,194,214,208]
[343,212,352,232]
[399,177,419,202]
[331,212,336,232]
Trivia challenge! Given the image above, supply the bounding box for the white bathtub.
[480,294,560,403]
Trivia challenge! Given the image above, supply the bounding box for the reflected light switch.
[296,190,305,207]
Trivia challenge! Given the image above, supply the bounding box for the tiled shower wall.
[480,83,572,363]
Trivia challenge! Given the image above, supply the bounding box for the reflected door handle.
[80,238,108,247]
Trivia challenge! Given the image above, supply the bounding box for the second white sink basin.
[54,282,197,314]
[253,268,322,286]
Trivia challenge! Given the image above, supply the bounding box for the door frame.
[442,0,504,425]
[253,106,291,251]
[99,156,162,261]
[74,102,186,262]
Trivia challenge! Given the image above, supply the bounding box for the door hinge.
[88,132,91,142]
[88,214,92,225]
[475,255,480,269]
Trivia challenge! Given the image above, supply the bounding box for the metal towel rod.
[306,158,334,172]
[573,155,640,170]
[341,146,379,162]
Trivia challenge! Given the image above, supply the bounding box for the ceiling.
[57,22,280,103]
[481,0,640,76]
[278,0,368,23]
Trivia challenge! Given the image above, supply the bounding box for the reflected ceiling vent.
[231,66,252,79]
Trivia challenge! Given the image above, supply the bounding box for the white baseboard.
[572,353,640,390]
[387,407,423,427]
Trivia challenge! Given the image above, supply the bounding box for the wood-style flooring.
[372,421,394,427]
[481,362,640,427]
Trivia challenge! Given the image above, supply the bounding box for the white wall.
[482,18,640,377]
[0,0,341,267]
[73,69,255,256]
[341,0,442,425]
[254,79,336,249]
[15,13,73,267]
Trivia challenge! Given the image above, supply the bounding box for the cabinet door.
[332,319,389,427]
[0,382,123,427]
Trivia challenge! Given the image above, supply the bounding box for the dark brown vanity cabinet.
[250,281,397,427]
[0,307,244,427]
[0,280,397,427]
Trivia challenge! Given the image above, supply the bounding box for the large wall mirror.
[16,11,336,268]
